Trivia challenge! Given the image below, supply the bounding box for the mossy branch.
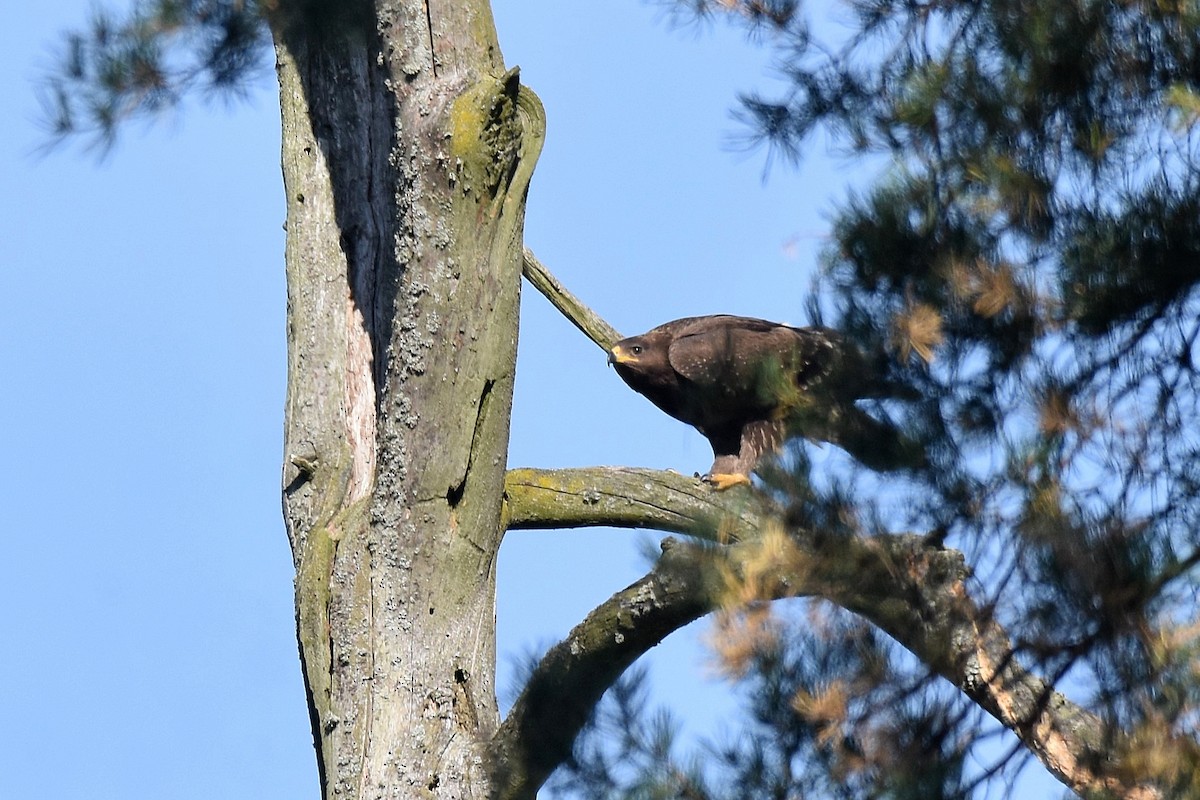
[489,535,718,800]
[495,466,1158,800]
[521,248,623,350]
[503,466,770,541]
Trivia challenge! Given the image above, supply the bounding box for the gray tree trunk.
[270,4,543,797]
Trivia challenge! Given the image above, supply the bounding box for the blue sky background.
[2,2,1059,798]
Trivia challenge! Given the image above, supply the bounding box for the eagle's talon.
[702,472,752,491]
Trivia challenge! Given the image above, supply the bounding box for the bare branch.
[498,466,1161,800]
[521,248,623,351]
[504,466,771,542]
[490,536,721,800]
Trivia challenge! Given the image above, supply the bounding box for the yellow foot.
[702,472,752,491]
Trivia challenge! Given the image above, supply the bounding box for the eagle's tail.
[791,404,926,473]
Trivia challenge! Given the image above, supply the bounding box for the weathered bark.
[271,3,543,797]
[497,468,1162,800]
[489,536,718,800]
[520,249,623,351]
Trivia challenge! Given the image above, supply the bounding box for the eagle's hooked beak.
[608,344,635,366]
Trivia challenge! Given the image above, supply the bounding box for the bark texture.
[489,536,715,799]
[271,3,543,797]
[497,467,1161,800]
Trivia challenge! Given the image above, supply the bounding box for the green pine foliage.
[552,604,977,800]
[40,0,271,149]
[566,1,1200,797]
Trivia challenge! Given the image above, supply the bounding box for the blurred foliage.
[544,667,707,800]
[39,0,272,150]
[551,603,979,800]
[559,0,1200,797]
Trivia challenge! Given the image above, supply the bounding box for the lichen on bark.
[273,2,544,797]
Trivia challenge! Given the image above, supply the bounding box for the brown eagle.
[608,315,867,489]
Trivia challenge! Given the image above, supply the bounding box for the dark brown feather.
[608,314,854,483]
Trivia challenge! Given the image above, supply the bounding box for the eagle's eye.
[631,345,643,355]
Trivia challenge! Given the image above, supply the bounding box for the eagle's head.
[607,331,679,405]
[608,334,660,372]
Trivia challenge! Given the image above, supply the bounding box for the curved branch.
[497,466,1159,800]
[490,536,721,800]
[521,248,623,351]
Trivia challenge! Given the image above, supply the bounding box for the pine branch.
[496,466,1161,800]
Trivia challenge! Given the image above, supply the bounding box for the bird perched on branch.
[608,315,906,489]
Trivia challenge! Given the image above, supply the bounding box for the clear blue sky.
[1,3,1057,798]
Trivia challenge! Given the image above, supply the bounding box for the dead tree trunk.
[270,4,543,797]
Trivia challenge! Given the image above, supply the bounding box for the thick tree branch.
[496,467,1159,800]
[521,248,623,350]
[503,466,770,542]
[489,536,720,800]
